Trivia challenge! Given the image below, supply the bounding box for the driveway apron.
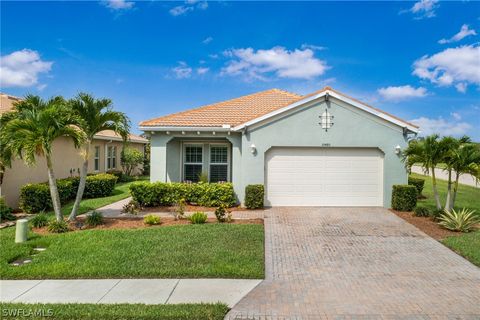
[227,207,480,319]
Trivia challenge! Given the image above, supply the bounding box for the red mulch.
[32,217,263,235]
[391,210,463,240]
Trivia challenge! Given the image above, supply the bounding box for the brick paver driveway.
[227,207,480,319]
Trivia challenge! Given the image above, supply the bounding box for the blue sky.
[1,1,479,139]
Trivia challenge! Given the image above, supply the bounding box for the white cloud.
[221,46,328,81]
[196,67,209,75]
[202,37,213,45]
[103,0,134,10]
[172,62,192,79]
[410,116,472,136]
[0,49,53,88]
[377,85,428,102]
[412,45,480,92]
[409,0,439,19]
[439,24,477,44]
[169,1,207,16]
[300,44,327,51]
[451,112,462,121]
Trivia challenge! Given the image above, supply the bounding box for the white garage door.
[265,148,384,206]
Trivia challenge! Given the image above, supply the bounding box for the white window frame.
[107,146,117,170]
[182,143,204,182]
[94,146,100,172]
[208,143,230,183]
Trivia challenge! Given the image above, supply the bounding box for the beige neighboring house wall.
[0,93,148,208]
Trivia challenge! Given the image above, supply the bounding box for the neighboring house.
[140,87,419,207]
[0,93,148,208]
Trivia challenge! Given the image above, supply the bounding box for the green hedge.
[20,174,118,214]
[391,185,417,211]
[129,182,236,207]
[245,184,264,209]
[408,177,425,197]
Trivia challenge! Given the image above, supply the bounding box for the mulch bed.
[391,210,462,240]
[32,217,263,235]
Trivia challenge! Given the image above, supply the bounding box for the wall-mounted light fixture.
[395,145,401,155]
[250,144,256,154]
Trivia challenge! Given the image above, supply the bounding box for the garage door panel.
[265,147,383,206]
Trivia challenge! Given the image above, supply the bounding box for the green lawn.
[412,172,480,213]
[47,176,148,217]
[411,173,480,266]
[0,224,264,279]
[442,232,480,267]
[0,302,228,320]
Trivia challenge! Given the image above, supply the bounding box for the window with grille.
[107,146,117,169]
[209,146,228,182]
[94,146,100,171]
[184,145,203,182]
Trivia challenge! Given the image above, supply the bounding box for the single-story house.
[140,87,419,207]
[0,93,148,208]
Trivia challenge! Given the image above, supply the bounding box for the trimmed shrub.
[413,206,430,217]
[20,174,118,214]
[245,184,264,209]
[391,185,417,211]
[47,220,69,233]
[86,211,104,227]
[30,213,49,228]
[0,197,15,221]
[438,208,479,232]
[129,182,236,208]
[408,177,425,197]
[144,214,161,225]
[189,212,207,224]
[83,174,118,198]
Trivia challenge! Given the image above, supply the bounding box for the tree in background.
[1,95,84,222]
[68,93,130,222]
[121,147,144,176]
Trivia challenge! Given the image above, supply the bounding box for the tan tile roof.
[94,130,148,143]
[139,89,303,127]
[140,87,418,129]
[0,93,148,143]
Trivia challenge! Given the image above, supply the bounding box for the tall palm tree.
[449,142,480,210]
[67,93,130,221]
[0,112,15,197]
[402,134,446,210]
[2,95,84,221]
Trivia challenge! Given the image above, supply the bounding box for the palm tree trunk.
[431,167,442,210]
[68,142,90,221]
[451,172,460,210]
[46,155,63,222]
[445,169,453,211]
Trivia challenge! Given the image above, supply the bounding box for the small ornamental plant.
[172,198,186,221]
[86,211,104,227]
[215,204,231,223]
[47,220,70,233]
[438,208,479,232]
[189,212,208,224]
[122,200,142,215]
[30,212,49,228]
[144,214,161,225]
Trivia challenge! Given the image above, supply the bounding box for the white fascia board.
[93,135,147,144]
[139,126,232,132]
[232,89,419,133]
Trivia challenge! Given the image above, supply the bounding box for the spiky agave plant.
[438,208,480,232]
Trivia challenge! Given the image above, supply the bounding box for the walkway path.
[412,165,479,188]
[227,207,480,319]
[0,279,261,308]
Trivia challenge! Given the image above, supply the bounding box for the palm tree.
[67,93,130,221]
[0,112,15,197]
[402,134,446,210]
[449,142,480,210]
[1,95,84,221]
[442,136,471,210]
